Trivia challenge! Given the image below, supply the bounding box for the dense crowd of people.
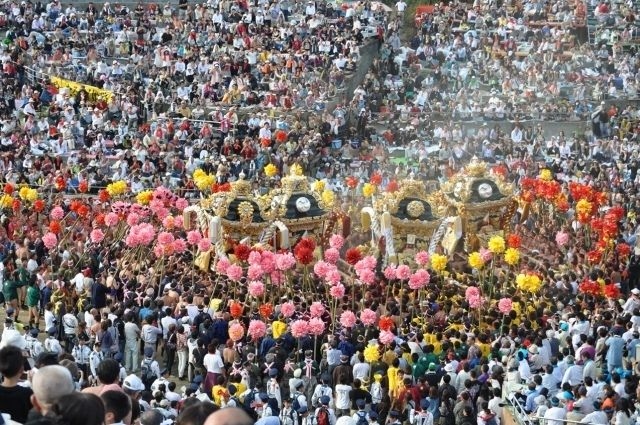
[0,0,640,425]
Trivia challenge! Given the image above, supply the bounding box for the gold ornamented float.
[184,170,339,263]
[364,175,444,264]
[440,157,518,252]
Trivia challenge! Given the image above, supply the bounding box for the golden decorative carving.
[237,201,254,227]
[406,200,425,218]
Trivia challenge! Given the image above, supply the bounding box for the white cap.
[632,288,640,295]
[123,374,145,392]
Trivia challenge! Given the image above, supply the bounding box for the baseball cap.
[123,375,145,392]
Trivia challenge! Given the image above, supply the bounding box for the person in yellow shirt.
[212,375,229,406]
[387,358,400,400]
[272,315,287,340]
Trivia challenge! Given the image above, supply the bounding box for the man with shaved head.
[25,365,76,425]
[204,408,253,425]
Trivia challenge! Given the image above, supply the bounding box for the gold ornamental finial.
[465,156,488,177]
[232,172,252,195]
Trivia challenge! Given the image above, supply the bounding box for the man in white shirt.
[123,314,140,373]
[544,397,566,425]
[395,0,407,13]
[334,375,352,416]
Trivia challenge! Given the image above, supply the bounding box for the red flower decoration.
[98,189,110,203]
[70,200,82,213]
[586,249,602,264]
[345,247,362,266]
[33,199,45,213]
[3,183,13,195]
[345,176,358,189]
[12,199,20,212]
[294,246,313,265]
[603,284,621,299]
[95,213,105,227]
[617,243,631,257]
[370,172,382,186]
[229,301,243,319]
[259,303,274,319]
[77,204,90,218]
[233,244,251,262]
[275,129,287,143]
[379,316,394,331]
[55,176,66,191]
[78,180,89,193]
[297,237,316,252]
[507,234,521,249]
[609,206,625,221]
[48,220,62,235]
[578,279,603,297]
[386,180,399,193]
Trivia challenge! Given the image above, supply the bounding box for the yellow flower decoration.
[362,183,376,198]
[539,169,553,181]
[468,252,485,270]
[18,187,37,202]
[136,190,154,205]
[290,164,303,176]
[321,189,335,207]
[264,163,278,177]
[193,169,206,180]
[576,199,592,216]
[488,235,506,254]
[504,248,520,266]
[313,180,326,193]
[516,273,542,293]
[106,180,128,197]
[194,173,215,191]
[431,253,448,273]
[363,345,380,363]
[0,194,12,209]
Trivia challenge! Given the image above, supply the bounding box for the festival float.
[440,157,518,253]
[184,166,343,267]
[364,175,444,265]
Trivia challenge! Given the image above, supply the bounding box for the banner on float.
[49,77,114,103]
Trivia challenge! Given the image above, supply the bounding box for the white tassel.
[210,216,221,243]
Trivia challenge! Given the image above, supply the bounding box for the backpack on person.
[356,411,368,425]
[141,359,157,390]
[292,394,302,412]
[316,407,330,425]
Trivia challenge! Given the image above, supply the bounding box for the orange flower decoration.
[3,183,13,195]
[12,199,20,211]
[603,284,620,299]
[259,303,274,319]
[229,301,243,319]
[48,220,62,235]
[78,180,89,193]
[33,199,45,213]
[379,316,394,331]
[506,234,521,249]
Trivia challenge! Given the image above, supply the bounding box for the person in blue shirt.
[605,327,626,372]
